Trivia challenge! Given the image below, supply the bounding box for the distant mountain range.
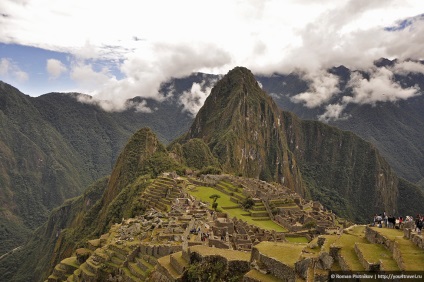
[1,66,423,281]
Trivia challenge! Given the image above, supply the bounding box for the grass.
[254,241,305,267]
[188,186,286,232]
[61,257,80,268]
[286,236,309,243]
[171,251,189,267]
[334,234,367,271]
[369,227,424,270]
[355,242,399,270]
[189,245,250,261]
[369,226,403,239]
[393,237,424,270]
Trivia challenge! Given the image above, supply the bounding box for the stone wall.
[404,228,424,250]
[354,243,380,271]
[209,238,230,249]
[251,247,296,281]
[139,243,182,258]
[365,227,395,252]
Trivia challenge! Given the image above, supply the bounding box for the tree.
[242,197,255,210]
[209,194,220,203]
[212,202,218,211]
[209,194,220,211]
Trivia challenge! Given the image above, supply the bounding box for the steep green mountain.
[180,67,424,222]
[0,82,93,255]
[183,67,305,195]
[0,128,181,282]
[0,75,203,256]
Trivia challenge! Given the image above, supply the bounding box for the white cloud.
[0,58,29,82]
[316,66,421,120]
[291,71,340,108]
[318,104,348,122]
[14,70,28,82]
[1,0,424,110]
[46,58,67,79]
[70,62,115,90]
[77,42,230,112]
[128,100,153,113]
[345,67,419,105]
[392,61,424,74]
[0,58,10,75]
[179,81,214,116]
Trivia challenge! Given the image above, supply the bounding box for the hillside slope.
[0,75,201,256]
[257,62,424,184]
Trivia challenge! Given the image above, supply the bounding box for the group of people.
[372,212,423,234]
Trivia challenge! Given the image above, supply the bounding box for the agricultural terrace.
[187,185,286,232]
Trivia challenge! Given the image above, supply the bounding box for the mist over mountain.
[256,59,424,184]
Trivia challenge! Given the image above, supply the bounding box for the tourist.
[416,215,423,235]
[387,215,396,229]
[383,211,388,227]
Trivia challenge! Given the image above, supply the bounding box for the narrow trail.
[0,245,23,261]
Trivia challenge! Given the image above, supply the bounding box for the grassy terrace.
[369,227,424,270]
[335,233,367,270]
[320,226,368,271]
[286,236,309,243]
[187,186,286,232]
[255,241,305,267]
[355,243,399,270]
[190,245,250,261]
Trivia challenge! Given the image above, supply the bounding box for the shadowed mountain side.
[0,128,182,282]
[0,82,93,255]
[257,64,424,184]
[0,177,108,282]
[0,74,205,256]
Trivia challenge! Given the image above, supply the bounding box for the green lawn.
[335,234,367,271]
[188,186,286,232]
[369,227,424,270]
[355,243,399,271]
[254,242,305,267]
[286,236,309,243]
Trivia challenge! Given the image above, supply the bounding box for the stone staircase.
[123,252,156,281]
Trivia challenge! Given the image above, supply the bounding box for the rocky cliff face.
[185,67,305,195]
[282,113,399,221]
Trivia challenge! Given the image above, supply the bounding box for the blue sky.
[0,43,125,95]
[0,0,424,115]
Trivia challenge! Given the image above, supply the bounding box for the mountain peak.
[183,67,305,193]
